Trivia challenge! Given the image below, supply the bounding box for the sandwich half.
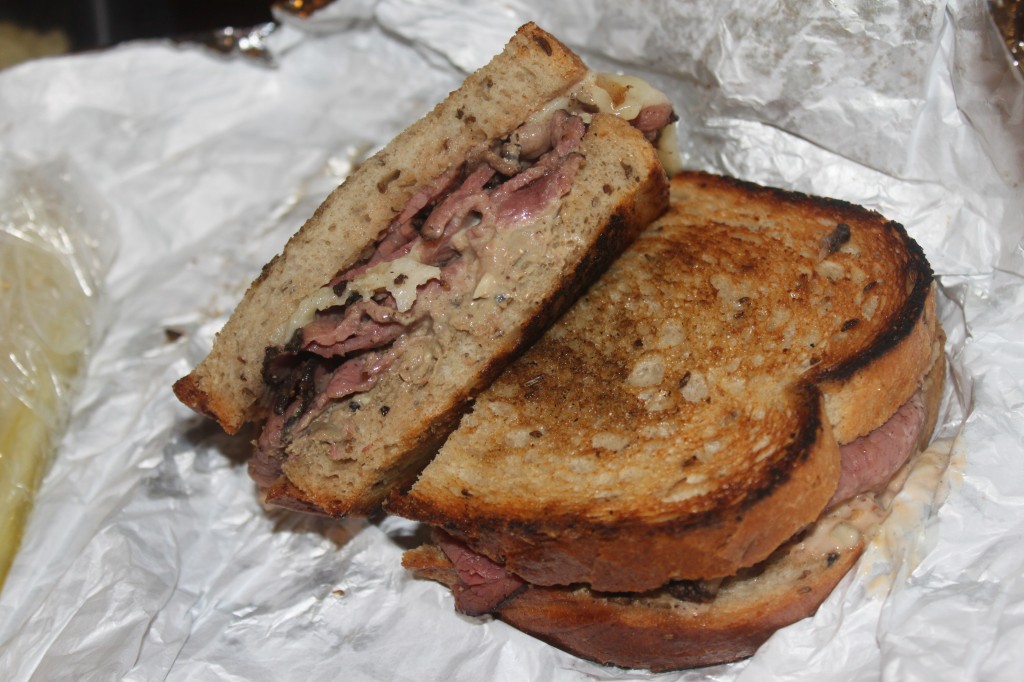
[391,171,946,670]
[173,23,673,516]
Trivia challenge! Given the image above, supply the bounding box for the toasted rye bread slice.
[173,23,590,434]
[401,341,945,671]
[388,171,940,591]
[274,114,668,515]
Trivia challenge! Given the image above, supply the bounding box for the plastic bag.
[0,158,116,588]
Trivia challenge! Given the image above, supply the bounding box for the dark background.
[0,0,275,51]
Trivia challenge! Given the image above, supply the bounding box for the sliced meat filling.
[434,530,526,616]
[829,390,926,508]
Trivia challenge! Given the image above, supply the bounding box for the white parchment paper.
[0,1,1021,680]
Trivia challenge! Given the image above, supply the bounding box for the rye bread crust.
[402,344,946,671]
[173,23,590,434]
[388,171,940,591]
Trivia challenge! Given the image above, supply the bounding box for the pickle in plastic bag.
[0,159,115,590]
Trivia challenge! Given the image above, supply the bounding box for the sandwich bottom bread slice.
[390,171,946,671]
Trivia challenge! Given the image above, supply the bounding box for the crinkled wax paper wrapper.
[0,0,1022,680]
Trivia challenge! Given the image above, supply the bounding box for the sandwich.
[173,23,675,516]
[389,171,946,671]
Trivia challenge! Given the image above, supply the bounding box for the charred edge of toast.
[271,178,668,518]
[816,219,932,385]
[685,172,935,385]
[398,380,827,541]
[171,365,249,436]
[172,373,208,419]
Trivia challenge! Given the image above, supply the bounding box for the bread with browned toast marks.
[389,170,942,594]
